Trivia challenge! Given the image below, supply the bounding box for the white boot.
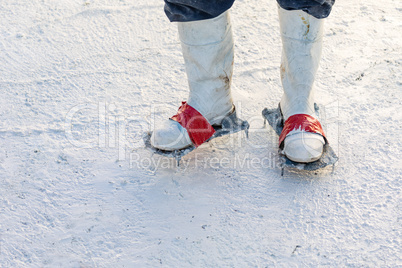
[151,11,234,151]
[278,7,326,163]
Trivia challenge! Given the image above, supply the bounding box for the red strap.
[170,102,216,147]
[279,114,326,147]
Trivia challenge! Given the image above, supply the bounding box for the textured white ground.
[1,0,401,267]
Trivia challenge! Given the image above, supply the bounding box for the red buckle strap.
[279,114,326,147]
[170,102,216,147]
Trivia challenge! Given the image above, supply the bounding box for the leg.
[277,1,335,163]
[151,2,235,150]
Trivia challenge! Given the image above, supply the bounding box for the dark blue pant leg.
[164,0,235,22]
[276,0,335,19]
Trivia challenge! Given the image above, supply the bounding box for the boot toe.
[150,120,192,151]
[283,132,325,163]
